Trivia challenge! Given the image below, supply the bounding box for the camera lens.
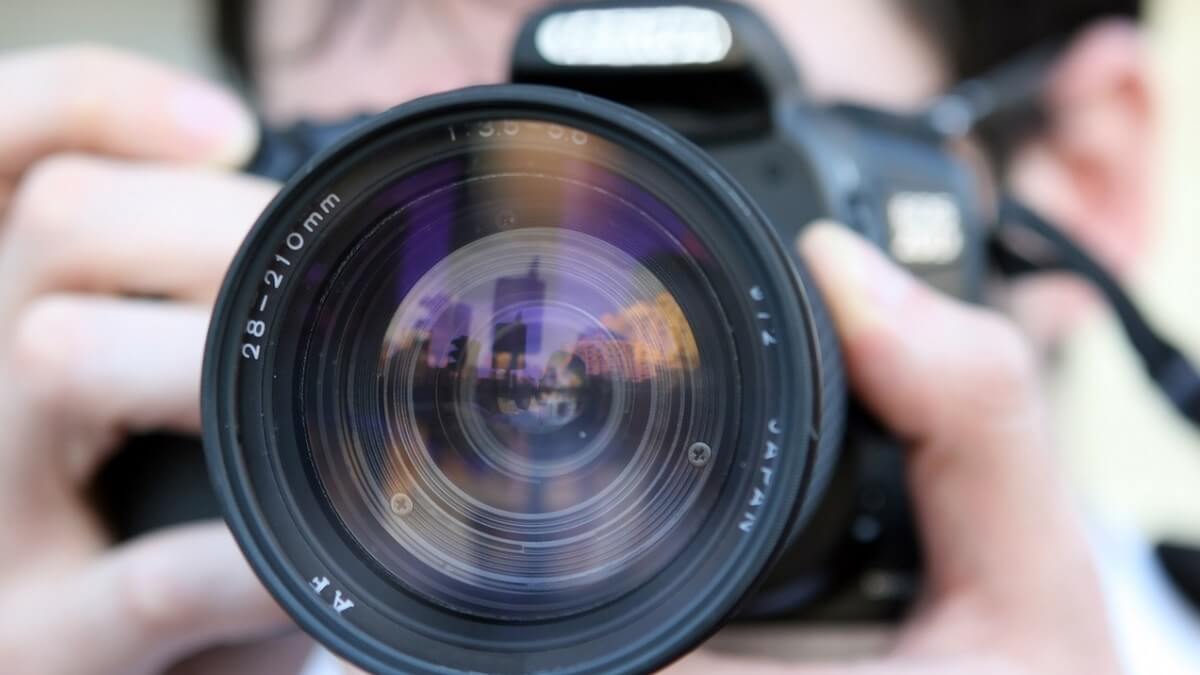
[204,86,842,674]
[309,170,730,620]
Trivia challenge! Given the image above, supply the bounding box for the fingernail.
[171,82,258,166]
[798,219,914,337]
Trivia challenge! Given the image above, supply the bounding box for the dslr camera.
[98,2,1200,673]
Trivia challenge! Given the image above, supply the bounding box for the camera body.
[518,3,995,621]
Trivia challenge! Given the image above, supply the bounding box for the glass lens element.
[300,118,734,620]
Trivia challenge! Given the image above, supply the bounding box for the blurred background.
[1048,0,1200,546]
[1,0,1197,671]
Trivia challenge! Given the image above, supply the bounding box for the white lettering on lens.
[332,591,355,614]
[241,192,343,361]
[310,575,355,616]
[751,286,776,347]
[741,289,784,534]
[738,512,756,533]
[740,419,784,534]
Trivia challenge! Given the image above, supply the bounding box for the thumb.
[797,221,1098,616]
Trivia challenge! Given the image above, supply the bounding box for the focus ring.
[792,261,847,530]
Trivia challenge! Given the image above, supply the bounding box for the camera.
[95,2,1200,674]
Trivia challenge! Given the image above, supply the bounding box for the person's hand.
[671,223,1123,675]
[0,45,306,675]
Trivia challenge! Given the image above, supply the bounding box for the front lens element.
[298,120,735,619]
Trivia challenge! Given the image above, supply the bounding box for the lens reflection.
[303,120,732,619]
[378,227,704,587]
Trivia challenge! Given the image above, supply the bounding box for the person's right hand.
[670,223,1123,674]
[0,45,305,675]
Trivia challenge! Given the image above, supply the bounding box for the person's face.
[253,0,1155,348]
[254,0,948,123]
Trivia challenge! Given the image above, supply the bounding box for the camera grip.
[91,435,221,540]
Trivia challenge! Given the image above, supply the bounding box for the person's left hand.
[0,45,312,675]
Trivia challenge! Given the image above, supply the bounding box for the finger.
[1,154,277,311]
[797,223,1101,614]
[68,523,287,675]
[664,651,795,674]
[10,295,208,481]
[666,650,1014,675]
[164,631,313,675]
[0,45,256,183]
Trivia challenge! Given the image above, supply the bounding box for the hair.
[213,0,1140,91]
[213,0,250,84]
[902,0,1139,80]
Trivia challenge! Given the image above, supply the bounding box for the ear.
[1004,19,1154,346]
[1009,18,1155,276]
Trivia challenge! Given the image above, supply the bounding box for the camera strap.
[922,39,1200,432]
[990,196,1200,430]
[994,198,1200,612]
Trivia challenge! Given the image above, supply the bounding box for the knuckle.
[43,45,111,120]
[48,43,131,107]
[116,549,195,637]
[27,44,155,148]
[962,309,1040,402]
[45,45,173,137]
[49,43,127,76]
[9,154,98,246]
[16,43,114,82]
[11,296,91,413]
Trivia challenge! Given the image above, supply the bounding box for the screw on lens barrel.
[496,209,518,228]
[390,493,414,517]
[687,442,712,467]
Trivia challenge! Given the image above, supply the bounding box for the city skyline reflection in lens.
[382,228,696,514]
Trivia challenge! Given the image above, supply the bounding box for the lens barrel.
[203,85,843,674]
